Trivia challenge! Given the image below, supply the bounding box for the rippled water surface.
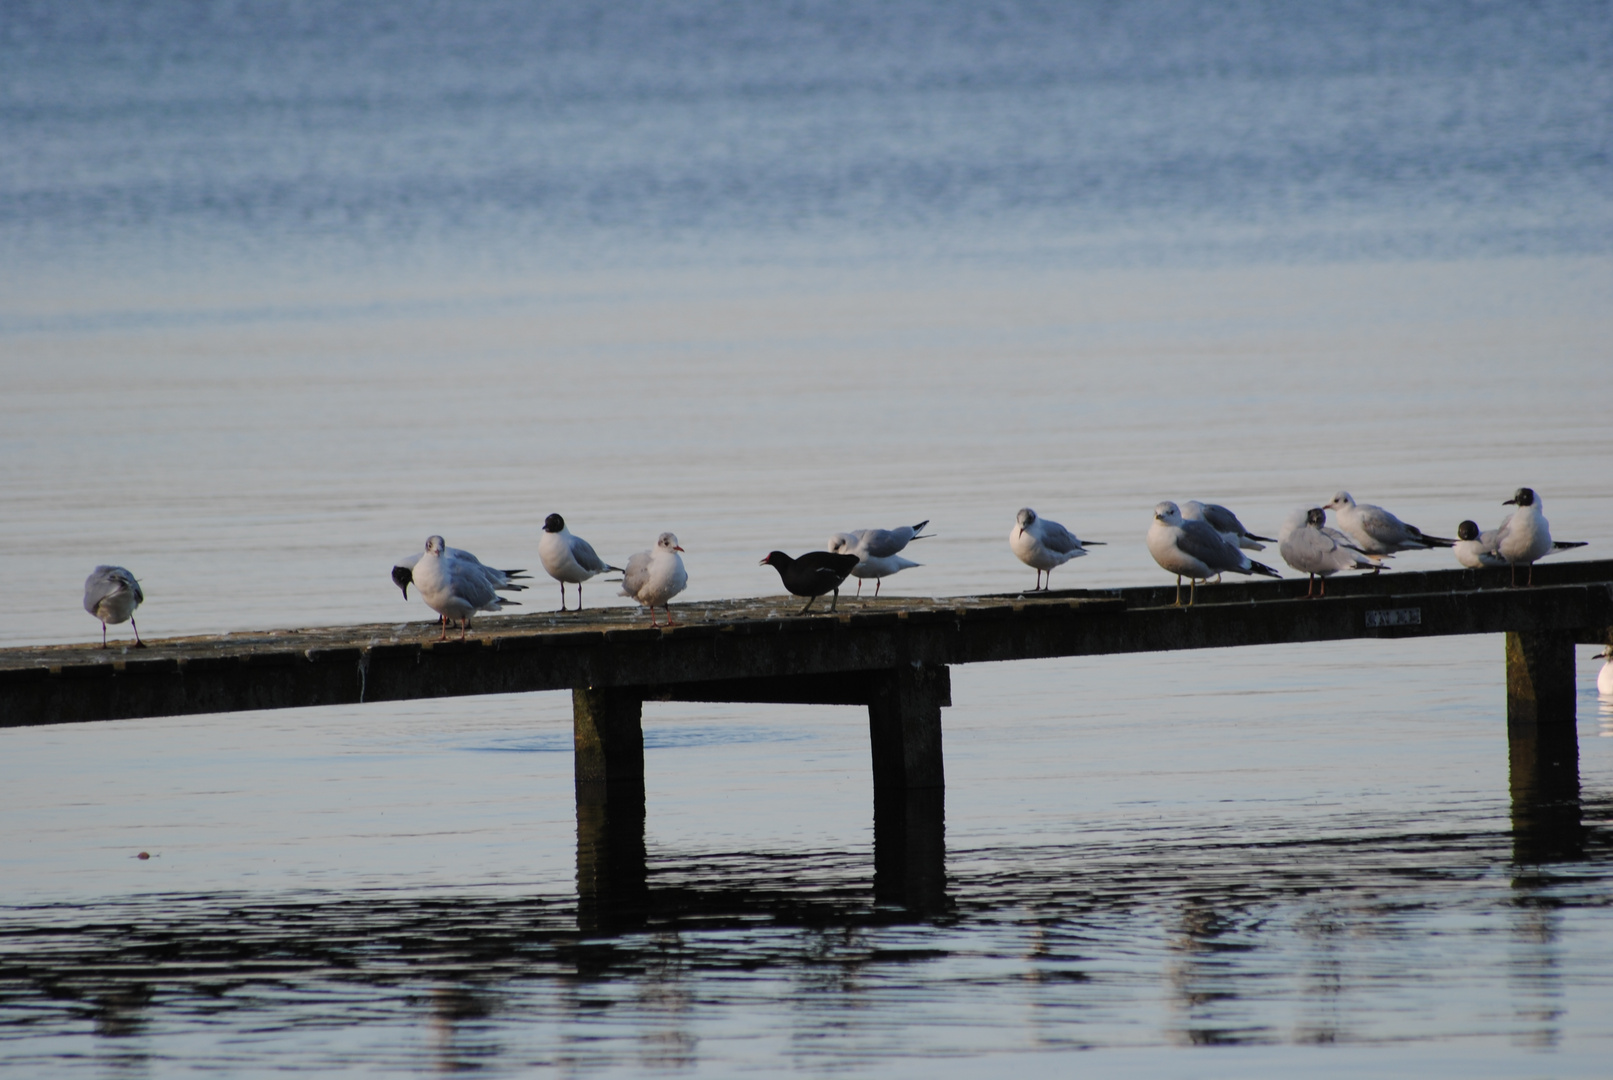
[3,1,1613,1075]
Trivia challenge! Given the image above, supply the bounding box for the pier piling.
[1504,630,1577,730]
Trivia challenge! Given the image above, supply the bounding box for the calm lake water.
[3,1,1612,1075]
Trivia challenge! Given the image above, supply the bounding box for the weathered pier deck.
[5,560,1610,771]
[7,560,1608,919]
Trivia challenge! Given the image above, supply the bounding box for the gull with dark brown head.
[1279,507,1379,597]
[1494,487,1586,586]
[539,513,622,611]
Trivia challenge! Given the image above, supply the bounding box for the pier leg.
[1505,631,1576,728]
[573,687,645,785]
[867,664,950,790]
[873,787,947,914]
[573,687,649,932]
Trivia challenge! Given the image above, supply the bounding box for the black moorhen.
[759,550,863,614]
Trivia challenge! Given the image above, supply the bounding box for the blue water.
[3,1,1613,1076]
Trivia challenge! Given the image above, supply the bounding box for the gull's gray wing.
[1322,526,1375,555]
[1038,518,1086,556]
[1352,504,1416,546]
[1198,503,1245,536]
[446,555,502,610]
[1176,519,1241,572]
[569,535,619,574]
[83,565,139,613]
[859,528,908,559]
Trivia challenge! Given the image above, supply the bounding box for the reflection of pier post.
[1505,631,1581,864]
[874,787,946,913]
[573,688,649,932]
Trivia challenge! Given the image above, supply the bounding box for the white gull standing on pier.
[827,518,931,597]
[1323,492,1455,558]
[1279,507,1380,597]
[409,535,523,640]
[1010,508,1101,592]
[1493,487,1586,586]
[621,532,687,627]
[539,513,623,611]
[83,565,145,648]
[1147,501,1281,606]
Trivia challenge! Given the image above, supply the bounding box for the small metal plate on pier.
[1365,608,1421,628]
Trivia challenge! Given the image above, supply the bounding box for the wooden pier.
[6,560,1608,920]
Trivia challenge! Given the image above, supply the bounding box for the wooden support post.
[867,664,950,791]
[573,686,649,932]
[1505,630,1576,730]
[573,686,645,785]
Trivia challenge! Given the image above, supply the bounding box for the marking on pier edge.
[1365,608,1422,628]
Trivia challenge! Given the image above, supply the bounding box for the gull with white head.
[84,565,145,648]
[827,518,931,597]
[621,532,687,627]
[1010,508,1102,592]
[1147,501,1281,606]
[409,535,523,640]
[1181,501,1275,552]
[1323,492,1455,556]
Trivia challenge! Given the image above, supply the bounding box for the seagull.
[827,518,931,597]
[1147,501,1281,606]
[620,532,687,627]
[1323,492,1455,556]
[1010,508,1103,591]
[1181,501,1275,551]
[1594,645,1613,696]
[1279,507,1380,597]
[1455,513,1586,575]
[409,535,522,640]
[539,513,623,611]
[83,565,145,648]
[1453,520,1505,569]
[1494,487,1586,586]
[392,546,526,629]
[393,549,526,599]
[1277,506,1383,555]
[760,550,863,614]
